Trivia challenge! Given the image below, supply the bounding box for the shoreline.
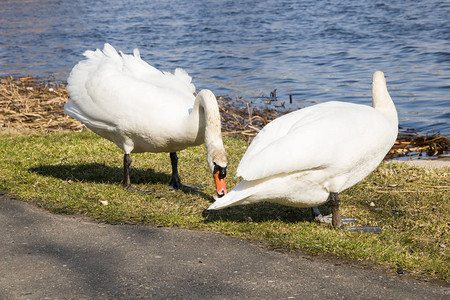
[1,75,449,161]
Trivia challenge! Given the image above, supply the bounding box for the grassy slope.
[0,130,448,281]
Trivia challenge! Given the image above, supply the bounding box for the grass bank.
[0,130,448,282]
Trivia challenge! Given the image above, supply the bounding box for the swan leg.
[169,152,205,190]
[169,152,183,189]
[123,153,132,189]
[123,153,155,193]
[329,192,343,228]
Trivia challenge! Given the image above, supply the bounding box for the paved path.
[1,195,449,299]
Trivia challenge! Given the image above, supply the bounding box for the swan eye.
[213,163,227,179]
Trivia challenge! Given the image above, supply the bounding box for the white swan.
[64,43,227,196]
[208,71,398,227]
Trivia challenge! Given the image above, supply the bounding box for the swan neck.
[372,80,398,126]
[193,89,227,171]
[193,91,221,142]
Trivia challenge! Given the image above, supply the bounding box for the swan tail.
[207,181,254,210]
[65,44,122,128]
[207,192,247,210]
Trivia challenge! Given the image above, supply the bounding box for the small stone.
[439,244,446,248]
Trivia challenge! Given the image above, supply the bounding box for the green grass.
[0,130,449,282]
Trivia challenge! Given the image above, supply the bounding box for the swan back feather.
[65,43,203,153]
[236,102,395,183]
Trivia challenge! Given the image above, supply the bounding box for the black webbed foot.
[169,177,205,191]
[311,206,328,223]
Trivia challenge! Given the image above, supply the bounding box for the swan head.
[206,140,228,197]
[372,71,386,85]
[213,162,227,198]
[371,71,398,126]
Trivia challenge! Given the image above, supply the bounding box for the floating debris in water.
[389,128,449,159]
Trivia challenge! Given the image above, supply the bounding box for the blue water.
[1,0,449,135]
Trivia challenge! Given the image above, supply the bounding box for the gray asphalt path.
[1,195,449,300]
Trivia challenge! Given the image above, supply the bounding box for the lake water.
[1,0,449,135]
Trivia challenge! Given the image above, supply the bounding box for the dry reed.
[1,76,448,159]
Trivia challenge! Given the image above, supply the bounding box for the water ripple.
[0,0,449,135]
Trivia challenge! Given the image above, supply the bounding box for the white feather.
[64,43,226,174]
[209,71,398,210]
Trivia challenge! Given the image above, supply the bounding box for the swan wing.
[236,102,395,181]
[65,44,196,132]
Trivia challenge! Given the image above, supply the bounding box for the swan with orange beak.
[64,44,228,196]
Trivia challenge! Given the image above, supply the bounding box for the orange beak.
[214,171,227,197]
